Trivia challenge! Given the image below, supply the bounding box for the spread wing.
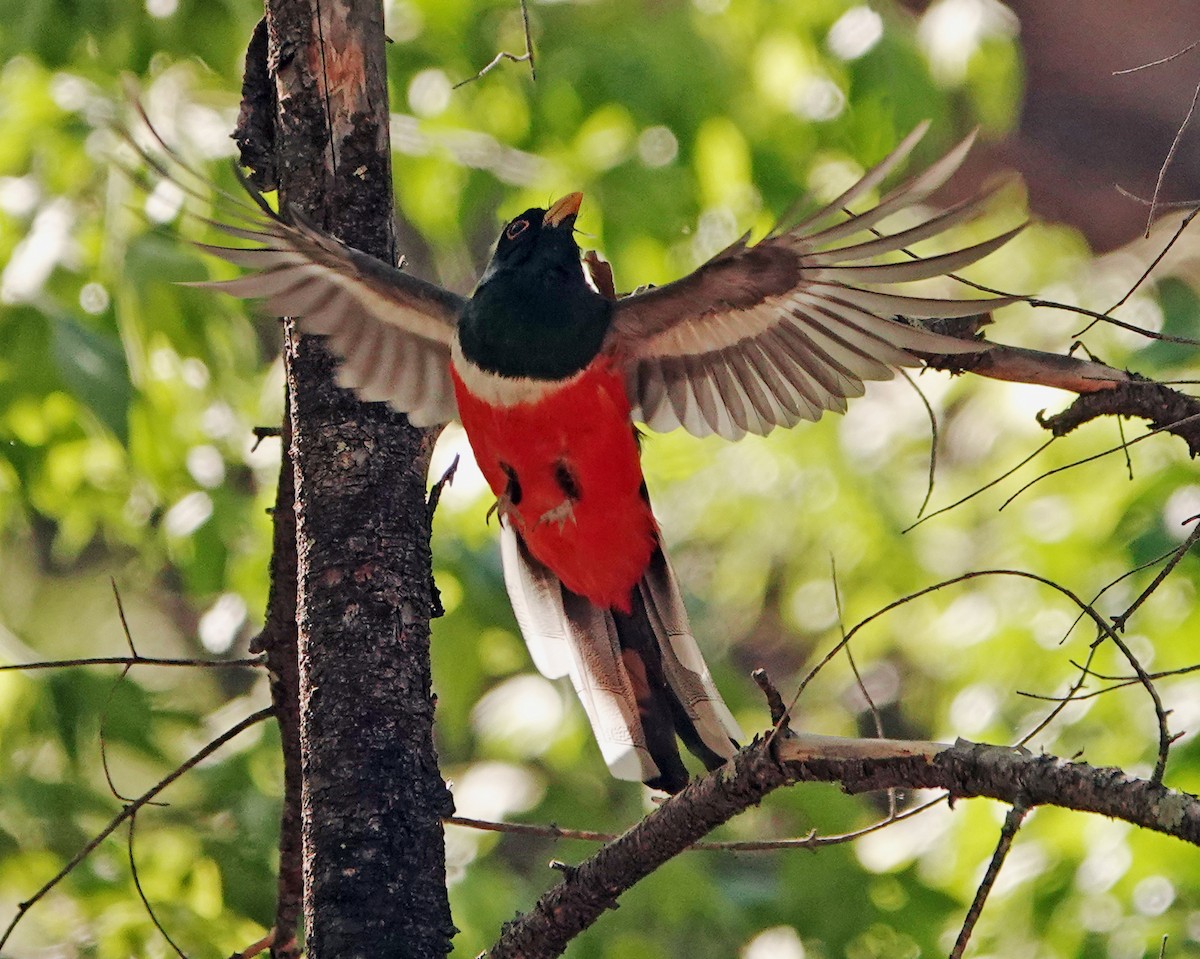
[190,208,465,427]
[122,117,466,428]
[607,125,1022,440]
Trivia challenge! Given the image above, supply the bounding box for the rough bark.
[249,396,303,959]
[1038,375,1200,456]
[258,0,455,954]
[488,733,1200,959]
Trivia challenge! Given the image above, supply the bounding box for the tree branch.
[922,323,1200,456]
[0,709,272,952]
[487,732,1200,959]
[1038,377,1200,456]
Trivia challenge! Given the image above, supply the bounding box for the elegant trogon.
[171,123,1018,793]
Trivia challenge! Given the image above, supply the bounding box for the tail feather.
[636,548,744,763]
[500,524,741,792]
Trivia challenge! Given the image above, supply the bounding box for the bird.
[162,123,1019,793]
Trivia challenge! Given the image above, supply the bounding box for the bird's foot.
[537,499,577,530]
[487,492,523,529]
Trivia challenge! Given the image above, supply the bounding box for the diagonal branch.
[949,802,1029,959]
[0,708,272,951]
[486,732,1200,959]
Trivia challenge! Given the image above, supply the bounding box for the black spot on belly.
[554,460,581,501]
[499,462,522,505]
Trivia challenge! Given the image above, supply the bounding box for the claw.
[538,499,577,530]
[487,492,523,529]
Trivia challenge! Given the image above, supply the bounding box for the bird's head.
[482,192,584,281]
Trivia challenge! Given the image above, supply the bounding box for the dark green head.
[458,193,613,381]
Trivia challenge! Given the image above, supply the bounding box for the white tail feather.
[499,524,740,787]
[500,525,658,783]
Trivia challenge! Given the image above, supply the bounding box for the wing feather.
[742,338,807,422]
[169,171,465,426]
[609,127,1020,439]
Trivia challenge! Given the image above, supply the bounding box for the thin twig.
[1092,623,1174,784]
[827,559,897,816]
[900,369,939,519]
[112,579,138,657]
[447,794,950,853]
[855,197,1200,346]
[1141,80,1200,238]
[834,565,1174,780]
[1016,643,1100,744]
[1053,546,1179,652]
[100,582,166,805]
[1070,660,1200,685]
[453,0,536,88]
[252,425,282,452]
[129,812,190,959]
[1112,517,1200,632]
[0,708,272,951]
[0,656,265,671]
[949,802,1030,959]
[446,816,616,844]
[903,438,1058,533]
[1000,412,1200,511]
[1113,41,1200,74]
[1117,416,1134,480]
[1074,206,1200,338]
[1116,186,1200,212]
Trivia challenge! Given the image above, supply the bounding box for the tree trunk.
[259,0,455,954]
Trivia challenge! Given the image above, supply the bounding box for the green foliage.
[2,1,1199,957]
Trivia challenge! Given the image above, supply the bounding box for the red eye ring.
[505,219,529,240]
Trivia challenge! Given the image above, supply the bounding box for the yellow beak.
[545,192,583,227]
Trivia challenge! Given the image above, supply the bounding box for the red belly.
[451,357,657,612]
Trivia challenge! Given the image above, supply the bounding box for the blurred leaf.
[50,313,132,444]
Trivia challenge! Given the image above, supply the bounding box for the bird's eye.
[505,219,529,240]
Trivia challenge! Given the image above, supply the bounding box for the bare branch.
[454,0,536,88]
[949,803,1029,959]
[487,734,1200,959]
[1141,80,1200,237]
[129,812,190,959]
[930,341,1131,393]
[0,708,272,951]
[900,368,940,519]
[1039,387,1200,457]
[1112,517,1200,632]
[0,656,263,672]
[1114,40,1200,74]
